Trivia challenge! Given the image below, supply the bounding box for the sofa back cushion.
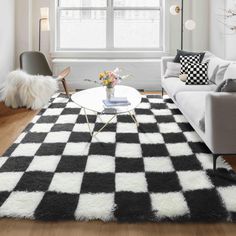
[208,57,230,85]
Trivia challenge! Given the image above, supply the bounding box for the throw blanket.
[0,70,58,110]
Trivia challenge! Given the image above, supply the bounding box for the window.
[56,0,163,51]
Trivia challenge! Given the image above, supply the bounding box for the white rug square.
[63,143,90,156]
[151,192,189,218]
[0,192,44,219]
[115,143,142,158]
[144,157,174,173]
[75,193,114,221]
[26,156,61,172]
[44,132,71,143]
[177,171,214,191]
[49,173,84,194]
[11,143,41,157]
[85,155,115,173]
[115,173,148,193]
[0,172,24,191]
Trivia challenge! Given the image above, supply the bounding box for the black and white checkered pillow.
[180,55,201,75]
[186,63,209,85]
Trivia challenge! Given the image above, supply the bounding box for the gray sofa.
[161,54,236,171]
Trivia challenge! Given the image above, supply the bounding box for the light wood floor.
[0,98,236,236]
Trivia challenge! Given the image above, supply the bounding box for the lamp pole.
[39,18,42,51]
[181,0,184,50]
[39,17,48,51]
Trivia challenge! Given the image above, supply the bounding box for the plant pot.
[106,86,115,100]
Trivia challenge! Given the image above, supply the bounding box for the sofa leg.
[213,154,219,174]
[213,154,236,182]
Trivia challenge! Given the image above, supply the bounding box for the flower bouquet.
[85,68,132,100]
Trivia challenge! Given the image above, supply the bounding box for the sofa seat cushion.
[162,77,216,99]
[175,92,211,130]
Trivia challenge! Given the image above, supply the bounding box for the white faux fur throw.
[1,70,58,110]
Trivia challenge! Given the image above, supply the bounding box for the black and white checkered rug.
[0,93,236,222]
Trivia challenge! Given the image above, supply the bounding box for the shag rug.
[0,93,236,222]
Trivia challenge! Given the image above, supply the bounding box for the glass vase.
[106,86,115,100]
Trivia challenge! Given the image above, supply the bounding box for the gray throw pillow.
[174,49,205,63]
[215,79,236,92]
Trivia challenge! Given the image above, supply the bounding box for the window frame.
[50,0,169,58]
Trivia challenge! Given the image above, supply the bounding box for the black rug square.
[80,173,115,193]
[77,115,96,124]
[116,158,144,173]
[48,103,67,109]
[117,115,134,123]
[184,189,229,221]
[178,123,194,132]
[0,192,11,207]
[37,116,59,124]
[141,144,169,157]
[15,171,54,192]
[56,156,87,173]
[51,124,74,132]
[68,132,91,142]
[89,143,116,156]
[114,192,153,222]
[162,133,187,144]
[36,143,66,156]
[150,103,167,110]
[94,123,116,132]
[116,133,139,143]
[61,108,81,115]
[146,172,182,193]
[0,156,33,172]
[188,142,211,154]
[35,192,79,221]
[171,155,202,171]
[170,109,182,115]
[135,109,153,115]
[22,132,47,143]
[155,115,176,123]
[138,123,159,133]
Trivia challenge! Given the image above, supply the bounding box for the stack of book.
[103,97,131,107]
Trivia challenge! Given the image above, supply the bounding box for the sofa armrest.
[205,92,236,154]
[161,56,174,78]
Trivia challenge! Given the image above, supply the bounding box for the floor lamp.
[39,7,50,52]
[170,1,196,50]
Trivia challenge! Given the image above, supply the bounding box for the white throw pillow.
[208,57,230,85]
[164,62,181,78]
[224,63,236,81]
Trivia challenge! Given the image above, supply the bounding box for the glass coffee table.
[71,85,142,137]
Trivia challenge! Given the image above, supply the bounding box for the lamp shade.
[41,19,50,31]
[185,20,196,31]
[170,5,180,15]
[40,7,49,19]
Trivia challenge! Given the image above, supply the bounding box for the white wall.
[15,0,32,67]
[209,0,236,60]
[0,0,15,84]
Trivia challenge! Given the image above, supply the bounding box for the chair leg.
[61,78,69,97]
[161,88,164,97]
